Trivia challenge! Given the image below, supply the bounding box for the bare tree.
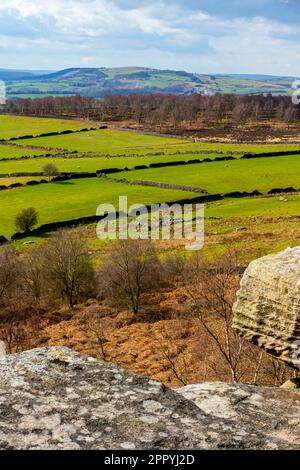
[184,251,294,385]
[81,307,113,362]
[184,251,251,383]
[42,163,59,182]
[98,239,163,315]
[0,310,21,354]
[0,247,20,305]
[284,106,297,130]
[39,228,95,308]
[5,93,300,130]
[22,248,48,307]
[0,306,43,354]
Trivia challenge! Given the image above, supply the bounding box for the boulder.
[0,347,299,450]
[232,247,300,369]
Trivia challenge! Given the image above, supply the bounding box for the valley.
[0,113,299,388]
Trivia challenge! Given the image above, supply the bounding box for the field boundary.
[6,189,300,243]
[0,151,75,162]
[2,147,300,191]
[0,126,105,143]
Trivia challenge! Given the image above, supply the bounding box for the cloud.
[0,0,299,75]
[0,0,202,41]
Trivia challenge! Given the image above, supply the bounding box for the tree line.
[4,93,300,130]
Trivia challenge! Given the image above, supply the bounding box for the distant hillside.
[1,67,297,98]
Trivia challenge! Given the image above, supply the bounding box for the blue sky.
[0,0,299,75]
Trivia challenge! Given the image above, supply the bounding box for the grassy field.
[0,176,44,186]
[0,115,299,241]
[113,154,300,194]
[205,194,300,218]
[214,76,292,95]
[0,144,55,159]
[0,115,96,140]
[0,178,198,237]
[0,153,224,175]
[16,129,300,155]
[200,217,300,267]
[17,129,192,154]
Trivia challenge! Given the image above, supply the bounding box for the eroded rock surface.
[178,383,300,448]
[233,247,300,369]
[0,347,299,450]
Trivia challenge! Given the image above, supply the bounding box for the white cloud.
[0,0,299,74]
[0,0,216,40]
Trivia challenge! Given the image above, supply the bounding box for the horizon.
[0,0,300,75]
[1,66,299,80]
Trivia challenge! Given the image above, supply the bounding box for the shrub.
[15,208,39,233]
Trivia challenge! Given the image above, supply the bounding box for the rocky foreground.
[0,347,299,450]
[1,246,300,450]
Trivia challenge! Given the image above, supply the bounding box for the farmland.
[0,178,198,237]
[16,129,192,154]
[16,129,300,155]
[0,114,95,140]
[0,176,43,186]
[0,153,220,175]
[205,194,300,218]
[0,114,299,242]
[0,144,54,159]
[112,154,300,195]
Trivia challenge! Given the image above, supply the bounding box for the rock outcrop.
[0,347,299,450]
[232,247,300,369]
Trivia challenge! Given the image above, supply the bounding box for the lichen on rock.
[0,347,299,450]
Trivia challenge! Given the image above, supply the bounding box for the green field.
[113,155,300,194]
[0,178,198,237]
[213,76,292,95]
[0,176,43,186]
[0,153,222,175]
[205,195,300,218]
[16,128,300,155]
[0,144,54,159]
[17,129,192,154]
[0,115,96,140]
[0,115,299,240]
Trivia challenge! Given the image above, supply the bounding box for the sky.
[0,0,300,75]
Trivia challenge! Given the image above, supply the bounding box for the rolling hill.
[0,67,297,98]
